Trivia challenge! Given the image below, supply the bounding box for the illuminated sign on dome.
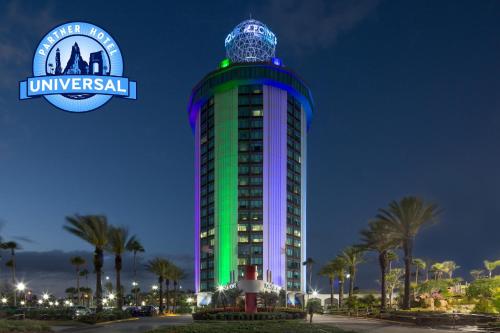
[225,19,277,63]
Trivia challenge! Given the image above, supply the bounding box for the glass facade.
[286,95,302,291]
[237,84,264,280]
[199,98,215,291]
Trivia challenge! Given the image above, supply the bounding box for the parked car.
[72,306,91,318]
[139,305,158,317]
[125,306,141,317]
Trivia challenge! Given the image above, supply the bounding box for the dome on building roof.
[224,19,277,63]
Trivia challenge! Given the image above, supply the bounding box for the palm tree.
[126,238,144,305]
[470,269,484,280]
[376,196,439,309]
[1,241,21,306]
[319,262,336,310]
[107,226,135,309]
[431,262,445,280]
[484,260,500,278]
[170,265,186,313]
[330,257,347,308]
[64,215,109,312]
[359,220,399,311]
[412,258,426,285]
[70,256,86,305]
[146,257,169,313]
[386,251,399,271]
[302,257,315,294]
[441,261,459,279]
[340,246,365,298]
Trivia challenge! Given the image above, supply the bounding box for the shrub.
[77,309,131,324]
[192,309,306,321]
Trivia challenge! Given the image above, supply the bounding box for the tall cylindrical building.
[189,19,313,296]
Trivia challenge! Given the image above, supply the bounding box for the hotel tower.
[188,19,313,295]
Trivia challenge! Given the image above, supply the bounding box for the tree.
[302,257,315,294]
[1,241,21,306]
[146,257,170,313]
[387,251,399,271]
[340,246,365,298]
[470,269,484,280]
[386,268,403,308]
[126,238,144,305]
[484,260,500,278]
[319,262,336,310]
[359,220,399,311]
[330,257,347,308]
[441,261,460,279]
[376,196,439,309]
[64,215,109,312]
[412,258,426,285]
[70,256,86,305]
[170,265,186,313]
[431,262,445,280]
[107,226,135,309]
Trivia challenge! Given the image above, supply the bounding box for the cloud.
[256,0,380,54]
[0,0,58,87]
[0,250,194,296]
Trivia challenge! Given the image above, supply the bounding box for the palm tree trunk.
[349,267,355,298]
[173,281,177,313]
[11,250,17,307]
[415,267,419,285]
[158,277,164,313]
[403,239,412,309]
[329,277,334,311]
[76,267,81,305]
[165,279,170,313]
[115,254,123,309]
[133,251,137,306]
[338,278,344,308]
[379,252,387,311]
[95,247,104,313]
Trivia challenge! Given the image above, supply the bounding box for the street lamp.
[42,293,49,301]
[16,283,26,292]
[37,300,43,305]
[1,298,7,304]
[151,285,158,291]
[108,293,115,301]
[312,290,318,297]
[54,301,59,306]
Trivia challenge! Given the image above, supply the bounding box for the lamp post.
[16,283,26,306]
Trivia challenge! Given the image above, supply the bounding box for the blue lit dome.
[225,19,277,63]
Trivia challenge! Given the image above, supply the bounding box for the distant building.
[55,48,62,75]
[189,19,314,294]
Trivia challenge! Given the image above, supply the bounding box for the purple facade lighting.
[263,85,287,287]
[194,109,201,293]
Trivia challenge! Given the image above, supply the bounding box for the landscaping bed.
[381,311,500,326]
[192,308,306,320]
[148,321,351,333]
[0,319,52,333]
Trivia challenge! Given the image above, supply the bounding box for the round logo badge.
[20,22,136,112]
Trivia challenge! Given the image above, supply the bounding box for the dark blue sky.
[0,0,499,294]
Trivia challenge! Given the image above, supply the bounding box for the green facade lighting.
[214,87,239,286]
[219,58,231,69]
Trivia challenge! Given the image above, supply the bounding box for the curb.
[98,317,139,325]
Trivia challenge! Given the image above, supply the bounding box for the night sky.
[0,0,499,295]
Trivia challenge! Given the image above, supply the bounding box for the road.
[313,315,480,333]
[52,314,482,333]
[52,315,193,333]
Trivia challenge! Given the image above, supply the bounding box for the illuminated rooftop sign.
[225,19,277,63]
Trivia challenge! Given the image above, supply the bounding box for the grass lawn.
[0,319,52,332]
[148,320,353,333]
